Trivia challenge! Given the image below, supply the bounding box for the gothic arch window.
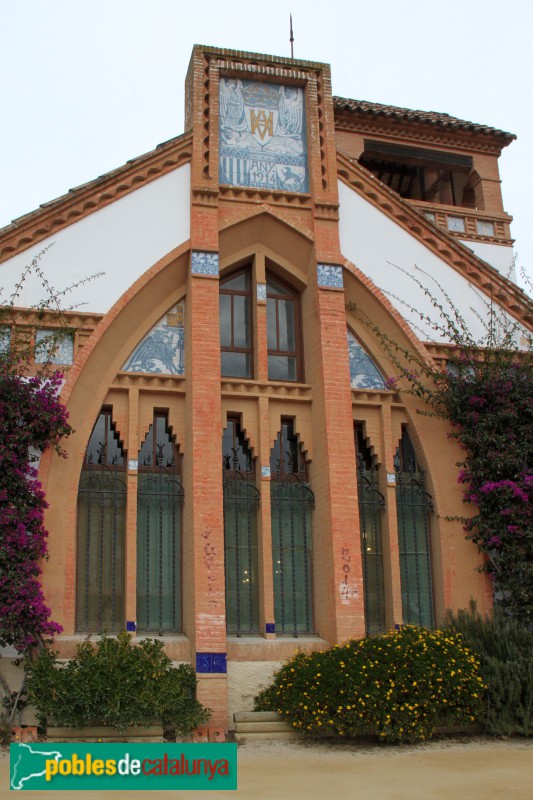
[267,274,301,382]
[347,329,386,390]
[76,409,126,632]
[220,270,252,378]
[355,424,386,634]
[222,416,260,635]
[270,419,314,635]
[394,428,435,627]
[137,414,183,634]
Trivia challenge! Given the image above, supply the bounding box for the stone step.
[235,721,293,733]
[234,731,302,743]
[234,711,283,723]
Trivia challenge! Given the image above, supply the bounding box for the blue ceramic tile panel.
[265,623,275,634]
[0,328,11,353]
[122,301,185,375]
[261,466,271,478]
[317,264,343,289]
[347,329,386,390]
[126,621,136,632]
[196,653,212,673]
[211,653,228,674]
[256,283,267,301]
[219,79,308,193]
[35,330,74,365]
[191,251,219,276]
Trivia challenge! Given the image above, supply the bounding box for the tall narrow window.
[267,275,300,382]
[220,270,252,378]
[76,410,126,632]
[355,425,386,634]
[395,428,435,627]
[271,419,314,635]
[137,414,183,633]
[223,417,260,635]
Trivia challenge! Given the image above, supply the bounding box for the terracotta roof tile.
[333,96,516,142]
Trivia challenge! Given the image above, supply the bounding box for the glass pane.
[139,426,154,466]
[267,277,290,296]
[222,272,249,291]
[233,295,250,348]
[76,471,126,632]
[221,351,251,378]
[268,354,297,382]
[397,484,434,627]
[86,415,106,464]
[278,300,295,351]
[224,483,259,635]
[267,299,277,350]
[137,473,182,632]
[219,293,232,347]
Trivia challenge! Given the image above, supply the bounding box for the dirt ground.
[1,736,533,799]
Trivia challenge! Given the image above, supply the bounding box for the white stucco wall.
[338,181,521,343]
[460,239,515,280]
[0,164,190,314]
[227,661,282,730]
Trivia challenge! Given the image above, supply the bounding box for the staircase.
[233,711,301,742]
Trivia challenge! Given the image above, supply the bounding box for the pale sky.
[2,0,532,293]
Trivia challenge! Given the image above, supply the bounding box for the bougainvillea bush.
[355,264,533,621]
[255,626,484,743]
[0,371,70,649]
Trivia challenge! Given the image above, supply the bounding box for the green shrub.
[446,604,533,736]
[24,632,210,734]
[255,626,483,743]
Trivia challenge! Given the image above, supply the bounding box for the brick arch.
[39,241,190,633]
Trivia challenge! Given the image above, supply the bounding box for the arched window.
[355,425,386,634]
[76,409,126,632]
[220,270,252,378]
[137,414,183,633]
[222,417,260,635]
[270,419,314,635]
[267,275,301,382]
[394,428,435,626]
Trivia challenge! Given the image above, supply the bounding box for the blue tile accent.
[126,621,136,632]
[211,653,228,674]
[196,653,212,673]
[35,330,74,365]
[317,264,343,289]
[128,459,138,472]
[261,466,271,478]
[122,302,185,375]
[191,251,219,276]
[0,328,11,354]
[347,329,386,390]
[256,283,267,301]
[266,623,275,634]
[219,79,308,193]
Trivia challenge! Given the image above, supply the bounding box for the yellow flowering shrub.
[254,626,483,743]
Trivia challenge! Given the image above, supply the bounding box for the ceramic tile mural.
[317,264,343,289]
[122,302,185,375]
[347,329,386,390]
[191,251,219,276]
[35,330,74,365]
[219,78,308,193]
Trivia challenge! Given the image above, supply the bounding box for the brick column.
[303,264,365,644]
[184,250,228,728]
[125,387,139,631]
[379,403,403,627]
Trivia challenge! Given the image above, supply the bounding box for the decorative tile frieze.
[347,330,386,390]
[256,283,267,301]
[35,330,74,365]
[447,216,465,233]
[317,263,343,289]
[476,219,495,236]
[191,251,219,276]
[122,302,185,375]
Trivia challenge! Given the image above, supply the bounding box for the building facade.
[1,45,531,731]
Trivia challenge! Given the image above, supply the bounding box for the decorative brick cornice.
[337,150,533,329]
[334,113,509,156]
[0,132,193,265]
